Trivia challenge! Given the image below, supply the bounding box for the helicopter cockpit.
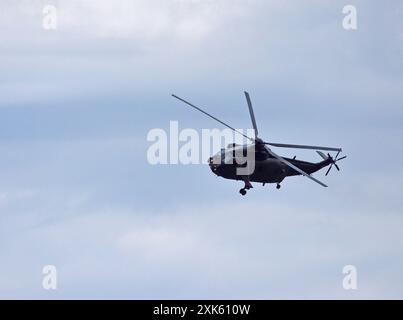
[208,143,271,170]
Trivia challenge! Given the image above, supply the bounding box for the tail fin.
[316,151,328,160]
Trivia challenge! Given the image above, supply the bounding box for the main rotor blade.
[268,149,328,187]
[244,91,258,139]
[172,94,254,142]
[266,142,341,152]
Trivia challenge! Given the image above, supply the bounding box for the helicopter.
[172,92,346,196]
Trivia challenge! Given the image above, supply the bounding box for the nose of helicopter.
[208,157,220,174]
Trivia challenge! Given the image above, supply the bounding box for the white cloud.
[1,1,402,106]
[1,196,403,299]
[0,0,248,42]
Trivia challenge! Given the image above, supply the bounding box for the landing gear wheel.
[276,184,281,190]
[239,189,247,196]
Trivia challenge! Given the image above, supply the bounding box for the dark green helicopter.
[172,92,346,196]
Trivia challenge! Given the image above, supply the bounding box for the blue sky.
[0,0,402,299]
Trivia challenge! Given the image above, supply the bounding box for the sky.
[0,0,403,299]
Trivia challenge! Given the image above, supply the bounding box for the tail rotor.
[324,151,347,176]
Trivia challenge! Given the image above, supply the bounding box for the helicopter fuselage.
[208,144,332,185]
